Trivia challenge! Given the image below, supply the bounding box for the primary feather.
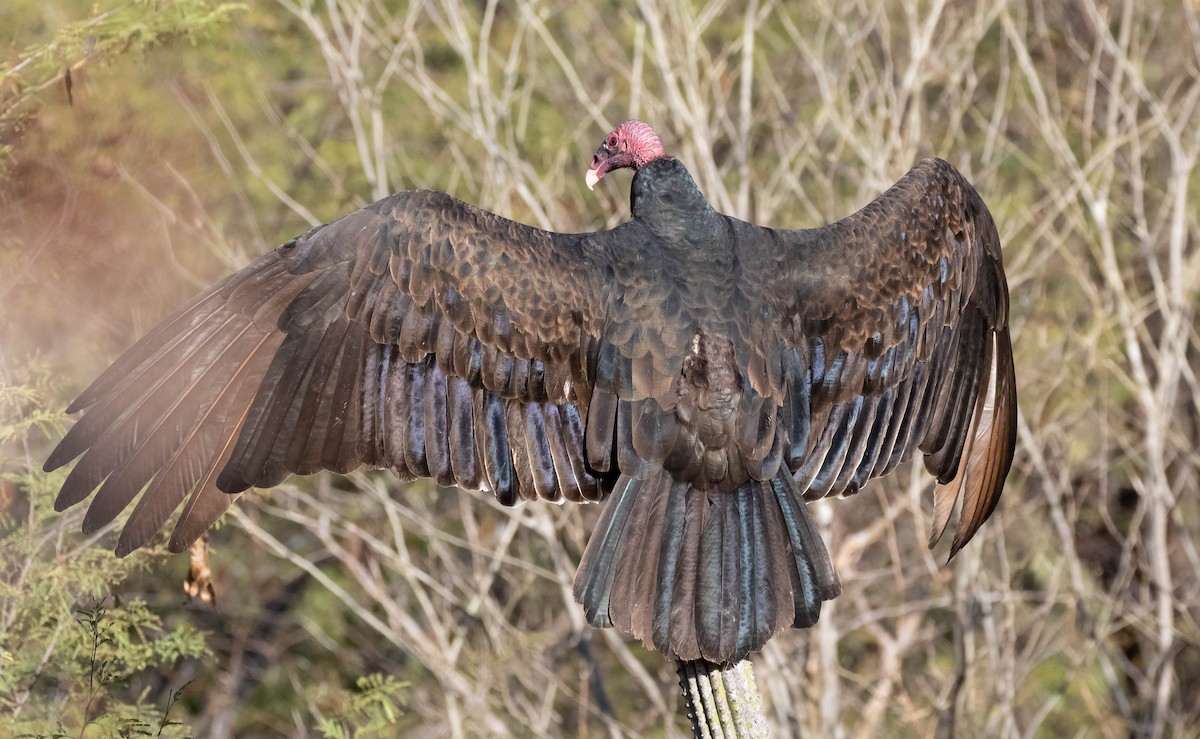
[47,120,1017,664]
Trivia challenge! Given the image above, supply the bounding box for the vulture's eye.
[607,135,618,148]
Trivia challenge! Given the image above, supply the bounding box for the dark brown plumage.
[46,120,1017,665]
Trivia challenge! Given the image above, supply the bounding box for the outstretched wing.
[45,190,646,555]
[737,158,1017,556]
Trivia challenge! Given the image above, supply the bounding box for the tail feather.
[573,474,645,627]
[608,474,675,638]
[648,480,690,651]
[663,483,706,658]
[574,467,840,664]
[769,474,842,625]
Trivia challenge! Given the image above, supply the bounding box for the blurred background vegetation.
[2,0,1198,736]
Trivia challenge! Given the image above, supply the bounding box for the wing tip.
[114,536,141,558]
[52,492,74,513]
[44,438,81,473]
[929,328,1018,558]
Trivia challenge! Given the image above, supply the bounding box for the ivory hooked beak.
[585,167,601,191]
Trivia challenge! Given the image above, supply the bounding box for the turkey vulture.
[46,120,1016,665]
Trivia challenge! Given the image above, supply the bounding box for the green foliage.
[313,674,409,738]
[0,363,209,737]
[2,1,245,111]
[0,0,245,177]
[0,356,63,446]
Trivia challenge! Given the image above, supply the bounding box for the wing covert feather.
[741,158,1016,553]
[46,190,639,553]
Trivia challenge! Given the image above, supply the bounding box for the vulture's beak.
[586,147,611,191]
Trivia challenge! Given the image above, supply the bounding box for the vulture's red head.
[586,120,666,190]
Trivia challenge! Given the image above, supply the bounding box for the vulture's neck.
[630,157,712,226]
[629,157,730,271]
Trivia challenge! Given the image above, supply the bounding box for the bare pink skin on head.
[585,120,666,190]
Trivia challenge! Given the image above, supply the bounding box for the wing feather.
[745,158,1015,553]
[47,190,630,554]
[49,152,1013,589]
[118,331,282,555]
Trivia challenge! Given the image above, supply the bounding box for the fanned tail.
[574,467,841,664]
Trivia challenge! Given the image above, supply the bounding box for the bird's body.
[47,122,1016,665]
